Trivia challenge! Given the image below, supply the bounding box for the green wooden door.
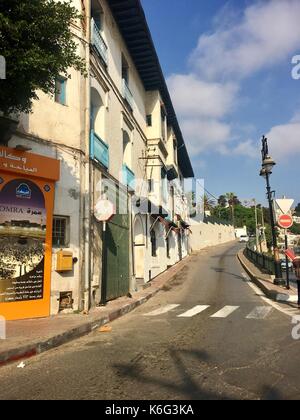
[102,185,130,302]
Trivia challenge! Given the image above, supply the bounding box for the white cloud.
[190,0,300,80]
[167,74,238,119]
[266,119,300,160]
[167,0,300,162]
[180,118,232,155]
[231,140,258,158]
[233,114,300,161]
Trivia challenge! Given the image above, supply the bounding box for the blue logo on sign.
[16,183,31,199]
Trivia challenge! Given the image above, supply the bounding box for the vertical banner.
[0,179,46,303]
[0,146,60,320]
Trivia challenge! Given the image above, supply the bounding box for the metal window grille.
[52,217,68,247]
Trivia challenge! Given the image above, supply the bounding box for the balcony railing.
[91,18,108,65]
[90,130,109,169]
[122,164,135,191]
[122,79,134,110]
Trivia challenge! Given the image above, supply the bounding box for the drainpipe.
[130,195,136,291]
[83,0,91,312]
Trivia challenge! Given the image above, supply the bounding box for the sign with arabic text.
[0,147,60,181]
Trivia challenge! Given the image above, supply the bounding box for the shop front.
[0,146,60,320]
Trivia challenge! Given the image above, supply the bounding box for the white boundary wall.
[189,221,236,252]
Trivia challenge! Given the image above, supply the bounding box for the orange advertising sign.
[0,146,60,181]
[0,147,60,321]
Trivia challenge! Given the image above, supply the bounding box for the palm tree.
[218,195,227,208]
[202,194,216,213]
[225,192,240,227]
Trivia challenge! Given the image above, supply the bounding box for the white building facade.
[0,0,194,320]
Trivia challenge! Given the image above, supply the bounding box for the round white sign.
[94,199,115,222]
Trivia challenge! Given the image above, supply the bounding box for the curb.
[0,257,190,368]
[237,250,298,305]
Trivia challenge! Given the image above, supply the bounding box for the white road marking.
[276,294,298,303]
[144,304,180,316]
[178,305,210,318]
[246,306,272,320]
[242,271,300,319]
[211,306,239,318]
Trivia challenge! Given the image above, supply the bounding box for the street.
[0,242,300,400]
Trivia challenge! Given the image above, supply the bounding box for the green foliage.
[290,223,300,235]
[213,204,260,233]
[202,194,216,212]
[0,0,86,115]
[295,203,300,216]
[225,192,241,206]
[218,195,227,208]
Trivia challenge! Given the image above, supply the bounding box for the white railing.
[91,18,108,65]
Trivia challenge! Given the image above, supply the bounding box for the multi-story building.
[0,0,194,321]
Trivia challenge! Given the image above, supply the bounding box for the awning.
[176,214,190,230]
[150,213,169,231]
[180,220,190,230]
[164,218,178,238]
[172,227,180,233]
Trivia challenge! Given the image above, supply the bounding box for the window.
[55,77,67,105]
[93,12,102,31]
[161,107,166,141]
[151,229,157,257]
[148,179,154,193]
[146,114,152,127]
[166,235,170,259]
[52,216,70,248]
[173,139,178,164]
[170,186,175,220]
[91,0,104,31]
[161,168,168,203]
[122,55,129,84]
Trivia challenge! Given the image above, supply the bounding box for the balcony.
[91,18,108,65]
[122,164,135,191]
[90,130,109,169]
[122,79,134,110]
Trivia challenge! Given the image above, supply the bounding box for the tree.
[225,192,240,227]
[218,195,227,208]
[295,203,300,216]
[290,223,300,235]
[225,192,241,206]
[0,0,86,117]
[202,194,216,212]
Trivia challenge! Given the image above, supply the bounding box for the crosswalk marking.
[246,306,272,319]
[143,304,274,321]
[177,305,210,318]
[210,306,240,318]
[144,304,180,316]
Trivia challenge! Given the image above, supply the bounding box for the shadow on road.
[210,267,246,281]
[112,347,235,400]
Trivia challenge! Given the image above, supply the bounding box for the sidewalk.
[0,256,192,367]
[238,249,299,305]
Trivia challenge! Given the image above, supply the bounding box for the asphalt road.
[1,242,300,400]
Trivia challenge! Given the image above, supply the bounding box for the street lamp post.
[260,136,284,285]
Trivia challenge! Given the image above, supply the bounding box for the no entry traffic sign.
[278,214,293,229]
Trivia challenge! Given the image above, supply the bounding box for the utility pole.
[259,136,284,285]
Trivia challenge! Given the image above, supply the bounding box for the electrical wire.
[196,179,220,202]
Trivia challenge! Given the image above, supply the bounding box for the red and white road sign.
[278,214,293,229]
[94,199,115,222]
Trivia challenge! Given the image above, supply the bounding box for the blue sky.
[141,0,300,207]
